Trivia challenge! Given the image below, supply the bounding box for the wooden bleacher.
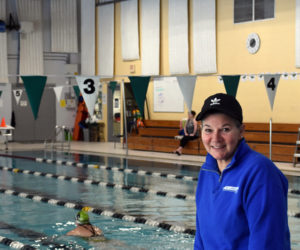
[127,120,300,163]
[128,120,200,155]
[244,123,299,162]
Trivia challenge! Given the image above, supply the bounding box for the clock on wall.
[246,33,260,54]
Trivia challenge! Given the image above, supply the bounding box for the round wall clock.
[246,33,260,54]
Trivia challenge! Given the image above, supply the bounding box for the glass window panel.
[255,0,274,20]
[234,0,253,23]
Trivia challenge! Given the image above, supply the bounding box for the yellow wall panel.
[104,0,300,124]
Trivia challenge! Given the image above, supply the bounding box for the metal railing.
[44,125,71,151]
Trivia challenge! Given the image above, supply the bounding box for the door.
[107,85,121,142]
[12,86,56,142]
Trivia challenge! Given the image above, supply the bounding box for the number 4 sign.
[264,74,281,110]
[75,76,100,117]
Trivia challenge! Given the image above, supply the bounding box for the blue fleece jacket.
[194,139,290,250]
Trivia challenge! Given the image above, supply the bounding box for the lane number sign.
[83,79,96,94]
[267,77,276,91]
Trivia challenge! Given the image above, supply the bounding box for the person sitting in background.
[66,209,103,238]
[173,110,198,155]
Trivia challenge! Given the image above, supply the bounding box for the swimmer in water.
[66,210,103,238]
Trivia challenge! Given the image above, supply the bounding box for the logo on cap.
[210,97,221,106]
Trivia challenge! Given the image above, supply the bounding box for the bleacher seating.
[127,120,299,162]
[128,120,200,155]
[244,123,298,162]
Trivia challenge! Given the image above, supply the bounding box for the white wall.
[5,0,80,139]
[56,86,77,129]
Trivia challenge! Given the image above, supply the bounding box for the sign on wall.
[13,89,23,105]
[153,77,184,112]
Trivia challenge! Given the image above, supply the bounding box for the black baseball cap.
[196,93,243,124]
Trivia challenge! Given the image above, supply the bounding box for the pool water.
[0,151,197,249]
[0,151,299,249]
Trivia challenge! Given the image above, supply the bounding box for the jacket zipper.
[202,163,233,183]
[219,163,234,182]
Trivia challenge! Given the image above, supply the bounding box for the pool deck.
[3,141,300,176]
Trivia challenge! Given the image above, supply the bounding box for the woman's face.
[201,113,244,168]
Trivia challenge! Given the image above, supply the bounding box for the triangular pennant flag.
[21,76,47,120]
[177,76,197,112]
[129,76,151,118]
[53,86,64,102]
[73,85,80,99]
[13,89,23,105]
[222,75,241,97]
[264,74,281,110]
[0,91,2,98]
[75,76,100,117]
[109,81,117,95]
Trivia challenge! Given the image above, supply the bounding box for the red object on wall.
[73,97,88,141]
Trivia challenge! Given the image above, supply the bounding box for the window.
[234,0,274,23]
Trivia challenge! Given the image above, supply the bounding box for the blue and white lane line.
[35,157,198,182]
[289,189,300,195]
[0,235,36,250]
[0,187,196,236]
[5,166,300,221]
[0,166,195,201]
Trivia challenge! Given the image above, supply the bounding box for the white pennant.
[53,86,64,102]
[264,74,281,110]
[75,76,100,117]
[177,76,197,111]
[13,89,23,105]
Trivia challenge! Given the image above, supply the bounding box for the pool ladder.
[44,125,71,151]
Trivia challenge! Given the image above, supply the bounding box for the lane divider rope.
[289,189,300,195]
[288,210,300,218]
[0,153,36,161]
[0,166,195,201]
[0,221,70,249]
[0,236,36,250]
[35,157,198,182]
[0,187,196,236]
[0,153,198,181]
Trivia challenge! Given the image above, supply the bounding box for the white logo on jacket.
[223,186,239,193]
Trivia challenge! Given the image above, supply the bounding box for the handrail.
[44,125,71,151]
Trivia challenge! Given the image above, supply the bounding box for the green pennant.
[129,76,151,118]
[73,85,80,99]
[21,76,47,120]
[222,75,241,97]
[109,81,117,95]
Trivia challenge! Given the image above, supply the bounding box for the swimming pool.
[0,151,299,249]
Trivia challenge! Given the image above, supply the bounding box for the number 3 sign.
[83,78,96,94]
[264,74,281,110]
[76,76,100,117]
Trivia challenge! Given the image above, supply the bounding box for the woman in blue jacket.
[194,93,290,250]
